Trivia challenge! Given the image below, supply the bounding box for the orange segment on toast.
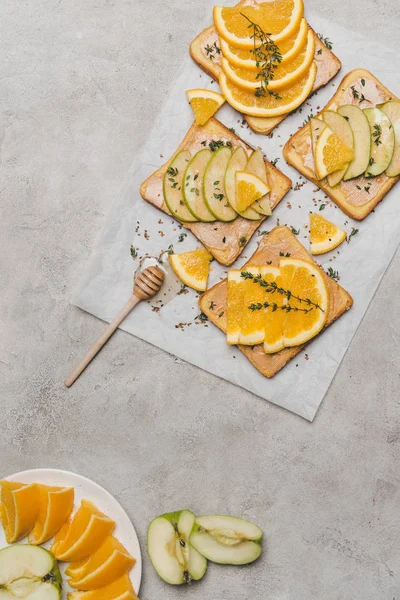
[0,481,39,543]
[51,500,115,562]
[67,574,138,600]
[29,484,74,545]
[261,266,285,354]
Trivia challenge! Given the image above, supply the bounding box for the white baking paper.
[73,7,400,421]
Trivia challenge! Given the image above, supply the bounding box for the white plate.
[0,468,142,597]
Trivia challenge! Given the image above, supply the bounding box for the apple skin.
[363,107,395,177]
[377,100,400,177]
[337,104,371,180]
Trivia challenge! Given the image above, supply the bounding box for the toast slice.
[283,69,400,220]
[199,226,353,378]
[140,118,292,265]
[190,5,342,135]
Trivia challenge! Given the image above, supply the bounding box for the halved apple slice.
[322,111,354,187]
[225,148,261,221]
[190,515,262,565]
[148,510,207,585]
[244,149,272,215]
[183,149,216,222]
[364,107,395,177]
[337,105,371,180]
[378,100,400,177]
[163,151,197,223]
[203,147,237,222]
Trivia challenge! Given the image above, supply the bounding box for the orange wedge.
[29,484,74,545]
[220,18,308,70]
[67,574,138,600]
[51,500,115,562]
[169,248,213,292]
[68,536,136,590]
[314,125,354,180]
[214,0,304,49]
[0,480,39,543]
[236,172,270,212]
[221,29,315,92]
[186,89,225,126]
[309,213,347,255]
[219,62,316,117]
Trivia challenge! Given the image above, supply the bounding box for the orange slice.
[214,0,304,49]
[227,270,245,344]
[279,258,329,348]
[186,89,225,126]
[29,484,74,545]
[67,536,135,590]
[51,500,115,562]
[219,18,308,70]
[0,481,39,543]
[309,213,347,255]
[239,266,266,345]
[235,172,270,211]
[314,125,354,180]
[169,248,213,292]
[221,29,315,92]
[67,574,137,600]
[219,62,316,117]
[262,266,285,354]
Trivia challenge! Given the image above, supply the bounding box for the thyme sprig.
[248,301,313,314]
[373,123,382,146]
[240,271,324,312]
[241,14,282,100]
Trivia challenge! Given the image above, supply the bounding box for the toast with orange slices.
[190,1,341,135]
[283,69,400,220]
[199,226,353,378]
[140,118,292,265]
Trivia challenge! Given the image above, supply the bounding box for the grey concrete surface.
[1,0,400,598]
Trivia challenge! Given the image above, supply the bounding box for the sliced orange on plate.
[169,248,213,292]
[67,574,138,600]
[51,499,115,562]
[28,484,74,545]
[235,171,270,211]
[221,29,315,92]
[186,89,225,126]
[0,480,39,543]
[219,18,308,70]
[219,62,317,117]
[214,0,304,49]
[314,125,354,180]
[309,213,347,255]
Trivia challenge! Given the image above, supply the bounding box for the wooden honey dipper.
[65,266,165,387]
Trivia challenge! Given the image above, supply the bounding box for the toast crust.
[283,69,400,220]
[140,118,292,265]
[199,226,353,378]
[190,9,342,135]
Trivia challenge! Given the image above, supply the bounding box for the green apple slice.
[163,151,197,222]
[0,545,61,599]
[148,510,207,585]
[225,148,261,221]
[203,147,237,222]
[183,149,216,222]
[337,105,371,180]
[245,149,272,215]
[190,515,262,565]
[322,110,354,187]
[378,100,400,176]
[364,107,395,177]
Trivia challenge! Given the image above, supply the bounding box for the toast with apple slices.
[283,69,400,220]
[199,226,353,378]
[140,118,292,266]
[190,3,341,135]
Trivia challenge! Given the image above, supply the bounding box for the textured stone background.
[1,1,400,598]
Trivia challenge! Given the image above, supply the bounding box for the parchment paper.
[73,7,400,421]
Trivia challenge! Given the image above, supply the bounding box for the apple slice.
[378,100,400,176]
[322,110,354,187]
[183,149,216,222]
[244,149,271,216]
[364,107,395,177]
[337,105,371,180]
[0,545,62,599]
[190,515,262,565]
[148,510,207,585]
[163,151,197,223]
[225,148,261,221]
[203,147,237,222]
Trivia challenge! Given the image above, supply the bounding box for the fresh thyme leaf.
[218,311,225,318]
[167,166,178,177]
[270,157,280,167]
[209,301,216,310]
[194,173,199,180]
[195,312,209,322]
[369,157,375,166]
[302,111,314,126]
[214,193,224,201]
[209,140,226,152]
[351,86,359,100]
[327,267,340,281]
[201,140,207,146]
[260,230,269,235]
[248,301,314,314]
[319,204,326,211]
[372,123,382,146]
[130,245,138,259]
[167,244,174,255]
[364,185,371,194]
[178,283,187,295]
[222,236,226,243]
[178,233,187,242]
[229,127,236,133]
[204,41,221,61]
[290,226,300,235]
[239,236,247,247]
[279,251,291,257]
[361,78,365,86]
[317,48,322,55]
[347,227,359,243]
[214,180,220,185]
[356,184,362,190]
[317,33,333,49]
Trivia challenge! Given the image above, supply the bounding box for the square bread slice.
[140,117,292,266]
[199,226,353,378]
[283,69,400,220]
[190,5,341,135]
